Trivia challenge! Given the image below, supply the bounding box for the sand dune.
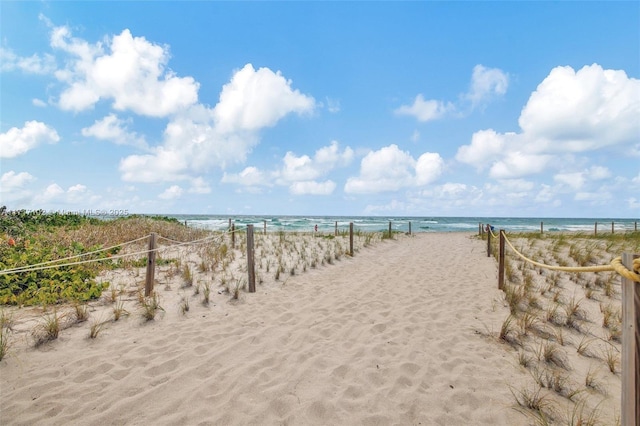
[0,233,529,425]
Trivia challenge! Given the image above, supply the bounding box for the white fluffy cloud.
[396,64,508,122]
[120,65,315,182]
[465,64,509,106]
[394,95,454,122]
[344,144,444,193]
[51,26,199,116]
[0,171,36,192]
[457,64,639,179]
[276,141,353,183]
[289,180,336,195]
[213,64,315,133]
[0,46,56,74]
[222,167,269,187]
[82,114,147,149]
[0,121,60,158]
[158,185,183,200]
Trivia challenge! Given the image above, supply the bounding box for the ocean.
[166,215,640,234]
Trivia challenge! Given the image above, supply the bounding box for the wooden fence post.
[335,221,338,237]
[487,225,492,257]
[612,221,615,234]
[231,223,235,249]
[498,230,505,290]
[621,253,640,426]
[595,222,598,236]
[409,221,412,236]
[479,223,482,236]
[541,221,544,234]
[264,220,267,235]
[246,225,256,293]
[144,232,157,297]
[635,221,637,232]
[228,218,232,232]
[388,221,392,239]
[349,222,354,257]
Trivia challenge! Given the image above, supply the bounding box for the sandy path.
[0,233,527,425]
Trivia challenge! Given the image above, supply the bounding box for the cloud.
[0,121,60,158]
[0,46,56,74]
[120,65,315,182]
[395,64,508,123]
[289,180,336,195]
[518,64,639,152]
[158,185,183,200]
[325,97,341,113]
[213,63,315,133]
[344,144,444,193]
[82,114,148,149]
[50,25,199,116]
[0,171,36,192]
[32,98,47,107]
[275,141,353,184]
[455,129,509,170]
[222,167,269,187]
[394,95,454,122]
[465,64,509,107]
[188,177,211,194]
[457,64,639,179]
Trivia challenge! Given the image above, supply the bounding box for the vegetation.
[0,207,205,306]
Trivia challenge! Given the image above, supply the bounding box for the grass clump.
[140,292,164,321]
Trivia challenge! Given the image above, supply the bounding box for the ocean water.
[167,215,640,234]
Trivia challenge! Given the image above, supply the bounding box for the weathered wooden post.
[228,218,232,231]
[246,225,256,293]
[335,221,338,237]
[409,222,412,235]
[264,220,267,235]
[487,225,492,257]
[231,223,235,249]
[595,221,598,236]
[541,221,544,234]
[388,221,392,239]
[144,232,157,297]
[479,223,482,236]
[349,222,354,257]
[621,253,640,426]
[612,221,615,234]
[498,230,505,290]
[635,221,637,232]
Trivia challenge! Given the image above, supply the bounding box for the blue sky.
[1,1,638,217]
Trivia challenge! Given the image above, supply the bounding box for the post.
[595,221,598,236]
[479,223,482,236]
[246,225,256,293]
[498,230,505,290]
[621,253,640,426]
[335,221,338,237]
[388,221,392,239]
[349,222,354,257]
[228,218,232,231]
[487,225,492,257]
[541,221,544,234]
[144,232,157,297]
[264,220,267,235]
[612,221,615,234]
[231,223,235,249]
[635,221,637,232]
[409,222,412,236]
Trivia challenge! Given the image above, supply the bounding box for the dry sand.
[1,233,531,425]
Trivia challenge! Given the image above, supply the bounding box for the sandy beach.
[0,232,565,424]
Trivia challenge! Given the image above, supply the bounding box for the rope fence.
[482,224,639,425]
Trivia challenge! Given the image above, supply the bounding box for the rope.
[0,231,227,276]
[502,232,640,282]
[0,235,149,274]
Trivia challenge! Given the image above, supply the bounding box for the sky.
[1,1,639,218]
